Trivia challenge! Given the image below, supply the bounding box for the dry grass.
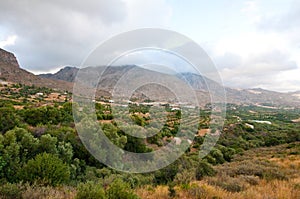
[22,186,76,199]
[135,178,300,199]
[136,143,300,199]
[136,186,169,199]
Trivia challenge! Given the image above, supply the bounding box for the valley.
[0,48,299,198]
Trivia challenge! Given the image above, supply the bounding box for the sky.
[0,0,299,92]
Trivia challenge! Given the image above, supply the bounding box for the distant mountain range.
[1,48,300,107]
[39,66,79,82]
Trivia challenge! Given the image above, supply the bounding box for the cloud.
[258,1,300,31]
[0,35,17,48]
[241,0,258,14]
[211,31,299,92]
[0,0,172,72]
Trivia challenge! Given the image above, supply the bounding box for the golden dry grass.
[135,178,300,199]
[136,143,300,199]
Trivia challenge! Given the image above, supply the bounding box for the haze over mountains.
[1,48,300,107]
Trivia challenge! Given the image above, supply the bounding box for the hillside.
[0,48,72,92]
[40,65,300,108]
[39,66,79,82]
[1,47,300,107]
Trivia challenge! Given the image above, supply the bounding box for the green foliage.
[106,179,140,199]
[0,107,20,133]
[124,135,152,153]
[102,123,127,148]
[195,161,216,180]
[0,183,23,199]
[1,129,21,182]
[210,149,225,164]
[168,182,176,198]
[75,181,106,199]
[154,162,179,185]
[22,106,62,126]
[38,134,58,154]
[57,141,73,163]
[21,153,70,186]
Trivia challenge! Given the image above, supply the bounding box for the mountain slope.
[2,48,300,108]
[39,66,79,82]
[40,65,300,107]
[0,48,72,91]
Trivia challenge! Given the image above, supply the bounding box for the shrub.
[0,183,23,199]
[154,163,178,185]
[21,153,70,186]
[75,181,106,199]
[0,107,20,133]
[168,183,176,198]
[218,160,288,181]
[186,183,208,199]
[210,149,225,164]
[106,179,140,199]
[174,169,195,185]
[206,175,245,193]
[195,161,216,180]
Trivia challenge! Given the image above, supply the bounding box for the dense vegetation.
[0,83,299,198]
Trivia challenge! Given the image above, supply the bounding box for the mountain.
[39,66,79,82]
[0,48,72,91]
[40,65,300,107]
[1,48,300,107]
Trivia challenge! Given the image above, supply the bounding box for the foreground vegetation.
[0,83,299,198]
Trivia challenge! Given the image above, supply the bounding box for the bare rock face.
[0,48,21,79]
[0,48,73,91]
[0,48,19,68]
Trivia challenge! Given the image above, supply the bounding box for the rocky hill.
[0,48,72,91]
[39,66,79,82]
[1,48,300,107]
[40,65,300,107]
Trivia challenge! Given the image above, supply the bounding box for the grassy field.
[136,143,300,199]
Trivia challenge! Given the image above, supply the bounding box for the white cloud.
[0,0,172,72]
[212,33,300,91]
[0,35,17,48]
[241,0,258,14]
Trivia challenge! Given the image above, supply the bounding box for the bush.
[206,175,245,193]
[154,163,178,184]
[168,183,176,198]
[75,181,106,199]
[174,169,195,185]
[218,160,288,181]
[0,183,23,199]
[106,179,140,199]
[21,153,70,186]
[195,161,216,180]
[186,183,208,199]
[0,107,20,133]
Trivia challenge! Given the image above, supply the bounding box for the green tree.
[57,141,73,163]
[0,107,19,133]
[195,161,216,180]
[21,153,70,186]
[38,134,58,154]
[1,129,21,182]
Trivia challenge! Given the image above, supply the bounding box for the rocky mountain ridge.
[1,48,300,107]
